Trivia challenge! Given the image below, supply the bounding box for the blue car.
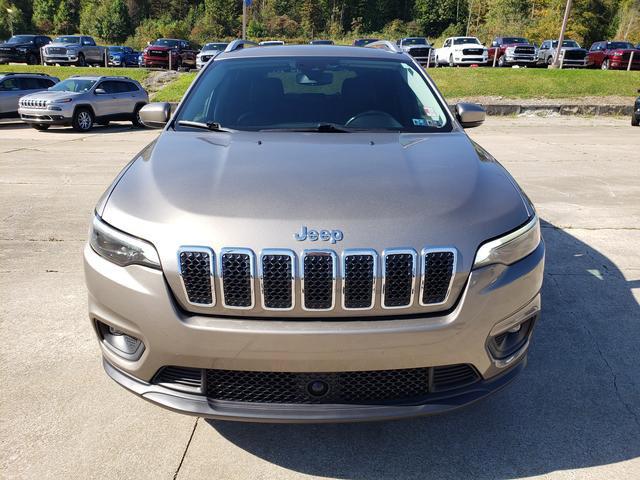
[107,46,140,67]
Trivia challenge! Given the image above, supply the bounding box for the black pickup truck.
[0,34,51,65]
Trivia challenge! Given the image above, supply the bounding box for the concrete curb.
[450,103,633,116]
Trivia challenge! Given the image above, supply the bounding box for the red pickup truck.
[487,36,537,67]
[142,38,197,70]
[587,41,640,70]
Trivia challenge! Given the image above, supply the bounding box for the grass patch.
[0,64,150,83]
[151,72,197,102]
[148,67,640,103]
[428,68,640,98]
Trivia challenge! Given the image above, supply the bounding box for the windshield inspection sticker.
[412,118,427,126]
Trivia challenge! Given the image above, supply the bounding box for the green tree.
[32,0,57,32]
[54,0,78,34]
[95,0,132,43]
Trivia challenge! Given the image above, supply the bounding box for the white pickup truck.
[435,37,488,66]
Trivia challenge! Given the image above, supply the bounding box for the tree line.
[1,0,638,49]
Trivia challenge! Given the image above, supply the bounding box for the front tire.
[26,53,38,65]
[449,54,455,67]
[498,55,506,67]
[76,53,86,67]
[632,115,640,127]
[72,108,94,132]
[601,59,610,70]
[132,104,145,128]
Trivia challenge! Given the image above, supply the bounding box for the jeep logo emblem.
[294,226,344,244]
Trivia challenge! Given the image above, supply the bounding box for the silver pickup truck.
[43,35,105,67]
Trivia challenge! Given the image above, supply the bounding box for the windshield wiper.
[176,120,232,132]
[260,123,352,133]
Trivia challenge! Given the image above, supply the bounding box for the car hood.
[21,90,83,101]
[148,45,172,51]
[0,42,32,49]
[452,43,485,49]
[101,130,530,275]
[47,42,80,48]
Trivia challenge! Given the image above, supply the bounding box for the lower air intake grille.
[204,364,479,404]
[422,251,455,304]
[221,252,252,307]
[303,253,334,310]
[154,366,203,393]
[179,250,213,305]
[261,254,293,309]
[383,253,415,307]
[432,364,479,391]
[344,254,375,309]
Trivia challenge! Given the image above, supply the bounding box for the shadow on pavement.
[207,219,640,479]
[0,121,138,133]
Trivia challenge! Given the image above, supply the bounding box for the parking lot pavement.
[1,117,639,480]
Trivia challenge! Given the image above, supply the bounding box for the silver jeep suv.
[0,72,59,119]
[84,41,544,422]
[19,75,148,131]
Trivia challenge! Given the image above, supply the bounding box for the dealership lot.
[1,117,639,479]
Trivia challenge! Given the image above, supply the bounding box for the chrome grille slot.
[260,250,295,310]
[343,250,376,310]
[178,248,215,306]
[220,249,254,309]
[382,250,417,308]
[420,249,456,305]
[302,251,336,310]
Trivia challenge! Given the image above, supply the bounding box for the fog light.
[96,320,144,360]
[488,316,536,361]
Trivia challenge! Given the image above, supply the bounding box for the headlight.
[48,98,73,104]
[473,215,540,269]
[89,215,161,269]
[612,51,622,56]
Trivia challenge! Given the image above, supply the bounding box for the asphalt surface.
[1,117,639,479]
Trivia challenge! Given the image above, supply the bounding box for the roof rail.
[224,39,259,53]
[364,40,403,53]
[1,72,51,77]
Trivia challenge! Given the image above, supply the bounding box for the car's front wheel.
[26,53,38,65]
[76,53,86,67]
[449,54,455,67]
[632,115,640,127]
[498,55,506,67]
[132,104,145,128]
[601,59,610,70]
[72,108,94,132]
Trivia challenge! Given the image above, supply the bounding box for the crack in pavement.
[173,417,199,480]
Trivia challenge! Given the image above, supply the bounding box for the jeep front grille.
[260,251,295,310]
[302,251,336,310]
[178,248,215,306]
[176,247,457,314]
[220,249,254,308]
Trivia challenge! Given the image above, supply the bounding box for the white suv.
[436,37,488,66]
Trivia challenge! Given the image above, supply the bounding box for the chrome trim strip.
[301,249,337,311]
[259,249,296,311]
[341,249,378,311]
[218,247,256,310]
[177,246,216,307]
[381,248,418,309]
[419,247,458,306]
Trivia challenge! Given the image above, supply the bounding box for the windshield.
[312,40,333,45]
[552,40,580,48]
[354,39,378,47]
[53,36,80,44]
[6,35,35,44]
[49,79,96,93]
[175,57,451,132]
[403,38,427,45]
[502,37,528,44]
[153,39,180,48]
[108,46,124,53]
[204,43,227,51]
[608,42,634,49]
[453,38,480,45]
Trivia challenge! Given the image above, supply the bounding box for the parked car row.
[0,71,148,131]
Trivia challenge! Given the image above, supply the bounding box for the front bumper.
[19,105,73,125]
[609,59,640,70]
[43,54,78,64]
[84,240,544,422]
[453,56,488,65]
[504,55,537,65]
[0,51,28,63]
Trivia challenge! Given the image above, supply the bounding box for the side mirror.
[94,88,106,95]
[139,102,171,128]
[456,102,485,128]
